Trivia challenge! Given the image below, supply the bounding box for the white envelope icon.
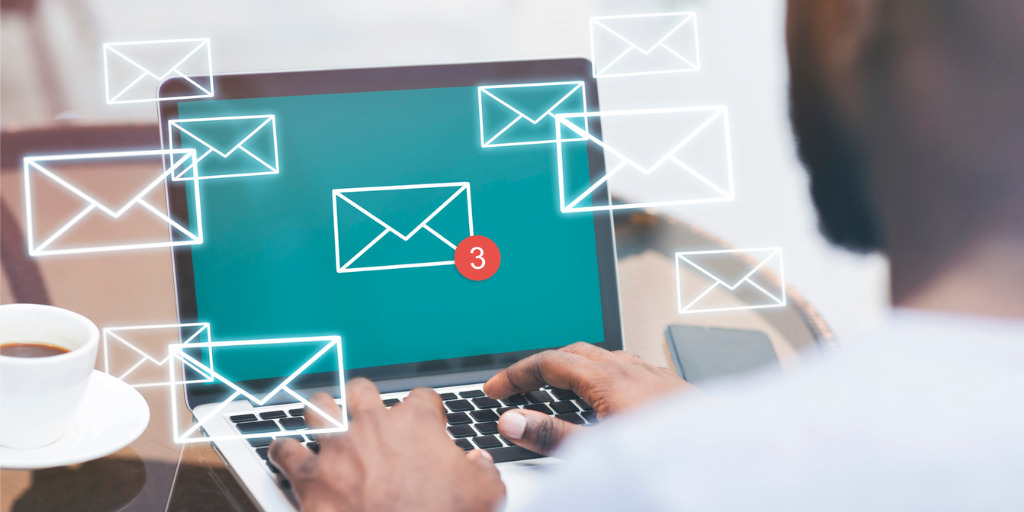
[478,81,588,147]
[169,336,347,444]
[104,323,212,388]
[103,38,214,104]
[554,106,734,213]
[23,149,203,257]
[675,248,787,314]
[332,182,474,273]
[168,115,280,180]
[591,12,700,78]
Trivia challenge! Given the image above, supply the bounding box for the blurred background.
[1,0,889,340]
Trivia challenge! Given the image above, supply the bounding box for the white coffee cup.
[0,304,99,448]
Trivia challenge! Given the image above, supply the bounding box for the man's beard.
[789,63,885,253]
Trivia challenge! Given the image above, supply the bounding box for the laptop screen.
[165,61,621,398]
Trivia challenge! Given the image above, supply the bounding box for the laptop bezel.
[158,59,624,408]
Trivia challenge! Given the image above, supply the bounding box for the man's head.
[786,0,1024,298]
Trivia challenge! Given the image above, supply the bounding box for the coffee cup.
[0,304,99,448]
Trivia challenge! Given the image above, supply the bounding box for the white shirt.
[512,311,1024,511]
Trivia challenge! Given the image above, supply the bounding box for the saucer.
[0,370,150,470]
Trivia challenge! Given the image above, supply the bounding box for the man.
[270,0,1024,509]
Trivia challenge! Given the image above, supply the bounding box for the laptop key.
[577,401,593,411]
[523,403,553,415]
[447,425,476,438]
[472,397,501,409]
[445,400,473,412]
[581,410,598,423]
[305,441,320,454]
[255,447,270,460]
[288,408,305,417]
[237,420,281,434]
[525,390,554,403]
[475,422,499,435]
[383,398,400,407]
[259,410,287,420]
[550,388,579,401]
[487,446,545,463]
[455,438,473,451]
[280,417,307,430]
[440,393,458,401]
[471,436,503,450]
[230,414,258,423]
[446,412,472,425]
[495,407,518,417]
[501,395,528,406]
[550,401,579,414]
[470,409,499,423]
[555,413,586,425]
[247,437,273,448]
[459,390,485,398]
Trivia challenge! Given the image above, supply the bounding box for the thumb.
[466,448,507,503]
[497,409,582,455]
[466,448,496,468]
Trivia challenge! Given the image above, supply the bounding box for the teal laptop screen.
[176,85,607,378]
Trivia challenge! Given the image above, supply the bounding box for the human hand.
[269,379,505,512]
[483,342,692,455]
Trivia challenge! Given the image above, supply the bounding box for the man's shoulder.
[566,311,1024,509]
[644,310,1024,438]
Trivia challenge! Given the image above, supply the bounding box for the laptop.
[158,58,623,511]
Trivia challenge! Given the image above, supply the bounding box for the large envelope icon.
[554,106,734,213]
[590,12,700,78]
[332,182,474,273]
[104,323,212,388]
[103,38,214,104]
[478,81,588,147]
[675,248,787,314]
[168,115,280,180]
[169,336,347,444]
[23,149,203,257]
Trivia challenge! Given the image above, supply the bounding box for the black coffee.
[0,342,71,358]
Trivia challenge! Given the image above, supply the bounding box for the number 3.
[470,247,485,270]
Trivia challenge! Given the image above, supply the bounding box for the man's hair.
[788,57,883,254]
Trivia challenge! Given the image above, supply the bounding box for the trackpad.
[498,459,560,510]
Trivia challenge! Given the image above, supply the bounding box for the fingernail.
[478,449,493,462]
[500,411,527,440]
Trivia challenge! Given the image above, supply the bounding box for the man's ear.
[787,0,882,123]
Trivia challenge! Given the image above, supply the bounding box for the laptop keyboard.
[226,385,598,479]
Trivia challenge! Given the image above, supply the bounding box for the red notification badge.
[455,236,501,281]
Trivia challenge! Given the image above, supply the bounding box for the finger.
[269,437,316,482]
[497,409,582,456]
[345,377,385,418]
[465,448,494,464]
[483,350,600,399]
[562,342,620,363]
[394,387,446,427]
[465,448,501,484]
[304,392,346,430]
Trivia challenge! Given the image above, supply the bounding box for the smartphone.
[665,325,781,385]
